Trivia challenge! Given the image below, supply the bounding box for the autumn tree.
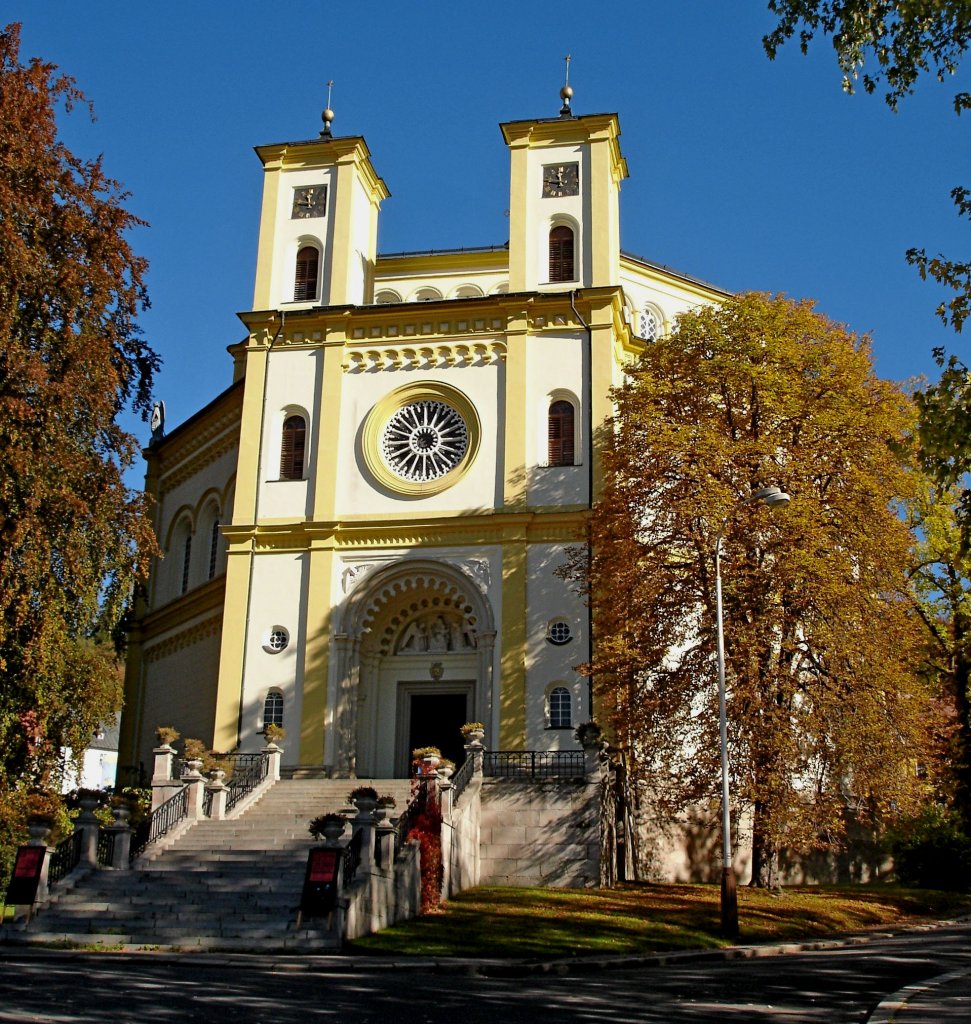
[907,486,971,819]
[764,0,971,552]
[0,24,159,787]
[578,293,934,886]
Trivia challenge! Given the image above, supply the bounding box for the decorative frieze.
[343,341,506,373]
[143,613,222,663]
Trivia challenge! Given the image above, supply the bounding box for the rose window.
[381,400,469,482]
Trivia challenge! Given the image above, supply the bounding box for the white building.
[118,93,726,782]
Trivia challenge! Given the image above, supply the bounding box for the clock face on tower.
[291,185,328,219]
[381,400,469,482]
[542,163,580,198]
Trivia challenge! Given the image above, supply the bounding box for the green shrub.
[889,806,971,890]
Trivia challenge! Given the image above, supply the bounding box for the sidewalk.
[868,967,971,1023]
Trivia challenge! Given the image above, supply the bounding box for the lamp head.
[753,485,791,508]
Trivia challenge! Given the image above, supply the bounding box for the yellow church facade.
[118,101,727,781]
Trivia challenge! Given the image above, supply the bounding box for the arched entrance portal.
[335,560,496,777]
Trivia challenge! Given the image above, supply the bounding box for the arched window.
[638,307,661,342]
[180,533,192,595]
[549,226,575,283]
[280,415,306,480]
[549,687,572,729]
[208,517,221,580]
[548,400,575,467]
[293,246,319,302]
[263,690,284,730]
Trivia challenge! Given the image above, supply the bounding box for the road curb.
[866,966,971,1024]
[1,913,969,977]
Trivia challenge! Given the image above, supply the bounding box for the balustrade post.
[352,810,375,873]
[183,766,206,820]
[206,771,228,820]
[261,743,282,782]
[465,737,485,778]
[108,823,132,870]
[374,820,395,871]
[76,793,101,867]
[151,744,183,811]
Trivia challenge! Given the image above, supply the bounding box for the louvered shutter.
[294,247,319,301]
[548,226,574,283]
[280,416,306,480]
[548,401,575,466]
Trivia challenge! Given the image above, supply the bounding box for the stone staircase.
[8,778,414,951]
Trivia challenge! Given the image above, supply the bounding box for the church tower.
[502,96,627,294]
[250,103,389,310]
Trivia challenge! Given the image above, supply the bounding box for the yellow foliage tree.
[574,293,937,886]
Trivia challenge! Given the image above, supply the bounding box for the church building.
[118,87,727,781]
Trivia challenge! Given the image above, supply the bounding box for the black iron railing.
[485,750,586,779]
[130,786,188,862]
[47,830,82,888]
[224,752,269,814]
[97,828,115,867]
[394,780,428,859]
[342,827,363,888]
[450,753,475,801]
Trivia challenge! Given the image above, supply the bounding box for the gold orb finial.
[559,55,574,117]
[321,80,335,138]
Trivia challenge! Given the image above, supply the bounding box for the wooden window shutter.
[548,400,575,466]
[548,226,574,283]
[280,416,306,480]
[294,246,319,301]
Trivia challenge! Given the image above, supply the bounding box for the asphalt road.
[1,923,969,1023]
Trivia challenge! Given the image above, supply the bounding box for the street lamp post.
[714,485,790,940]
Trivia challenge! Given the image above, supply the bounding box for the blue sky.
[16,3,970,450]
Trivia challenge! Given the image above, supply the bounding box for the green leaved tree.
[574,292,936,886]
[0,23,159,788]
[764,1,971,333]
[907,486,971,820]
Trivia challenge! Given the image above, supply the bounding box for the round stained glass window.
[382,400,469,482]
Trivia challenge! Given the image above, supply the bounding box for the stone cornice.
[142,575,226,633]
[226,510,588,553]
[153,388,243,496]
[143,612,223,664]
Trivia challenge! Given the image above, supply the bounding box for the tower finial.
[559,55,574,117]
[321,81,335,138]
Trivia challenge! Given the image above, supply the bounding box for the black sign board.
[298,847,340,920]
[5,846,45,906]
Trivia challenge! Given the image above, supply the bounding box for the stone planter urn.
[184,757,204,778]
[373,804,388,824]
[464,729,485,745]
[208,768,227,786]
[352,795,378,816]
[320,817,346,843]
[111,804,131,825]
[26,816,52,845]
[76,791,101,823]
[437,764,454,781]
[421,754,441,776]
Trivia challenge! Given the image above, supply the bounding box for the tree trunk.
[749,800,777,888]
[950,629,971,829]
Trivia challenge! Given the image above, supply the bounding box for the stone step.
[22,777,417,947]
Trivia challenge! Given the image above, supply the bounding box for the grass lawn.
[347,883,971,958]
